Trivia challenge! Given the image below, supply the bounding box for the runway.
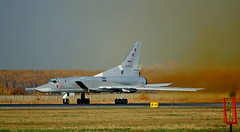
[1,103,238,109]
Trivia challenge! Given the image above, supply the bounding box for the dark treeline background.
[0,68,239,95]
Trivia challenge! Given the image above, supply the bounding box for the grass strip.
[1,128,240,132]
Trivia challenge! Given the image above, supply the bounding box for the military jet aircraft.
[26,42,203,104]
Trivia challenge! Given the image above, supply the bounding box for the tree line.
[0,68,240,95]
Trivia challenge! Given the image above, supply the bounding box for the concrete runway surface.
[1,103,239,109]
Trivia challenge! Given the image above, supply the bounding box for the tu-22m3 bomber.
[26,42,203,104]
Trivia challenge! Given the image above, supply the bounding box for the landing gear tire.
[77,98,81,104]
[77,98,90,104]
[122,98,128,104]
[85,98,90,104]
[115,98,128,104]
[63,98,69,104]
[77,93,90,104]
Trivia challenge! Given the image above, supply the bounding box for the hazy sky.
[0,0,240,70]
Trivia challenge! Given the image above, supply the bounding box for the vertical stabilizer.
[121,41,142,76]
[95,41,142,77]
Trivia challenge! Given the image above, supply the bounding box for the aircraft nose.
[35,83,53,92]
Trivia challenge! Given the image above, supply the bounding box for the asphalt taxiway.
[1,103,238,109]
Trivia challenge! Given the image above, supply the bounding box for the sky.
[0,0,240,70]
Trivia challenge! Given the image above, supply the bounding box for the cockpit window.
[49,79,58,84]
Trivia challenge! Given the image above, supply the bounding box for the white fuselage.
[35,76,147,93]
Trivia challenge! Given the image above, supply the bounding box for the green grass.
[1,128,240,132]
[149,129,240,132]
[5,128,131,132]
[0,108,239,131]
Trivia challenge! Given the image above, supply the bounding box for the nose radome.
[35,83,53,92]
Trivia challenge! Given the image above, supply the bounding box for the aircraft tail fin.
[95,41,142,77]
[122,41,142,70]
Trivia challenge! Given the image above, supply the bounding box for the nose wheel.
[62,93,70,104]
[77,93,90,104]
[63,98,69,104]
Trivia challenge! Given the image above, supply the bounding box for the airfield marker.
[223,97,237,132]
[150,102,159,108]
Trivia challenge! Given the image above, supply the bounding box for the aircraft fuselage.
[35,76,147,93]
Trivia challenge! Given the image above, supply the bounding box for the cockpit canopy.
[49,79,58,84]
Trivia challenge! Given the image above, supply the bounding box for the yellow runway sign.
[150,102,159,108]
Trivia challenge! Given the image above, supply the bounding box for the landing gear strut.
[115,93,128,104]
[62,93,69,104]
[63,98,69,104]
[77,93,90,104]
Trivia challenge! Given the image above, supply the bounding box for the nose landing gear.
[62,93,70,104]
[63,98,69,104]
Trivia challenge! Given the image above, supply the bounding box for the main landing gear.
[77,93,90,104]
[115,98,128,104]
[115,93,128,104]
